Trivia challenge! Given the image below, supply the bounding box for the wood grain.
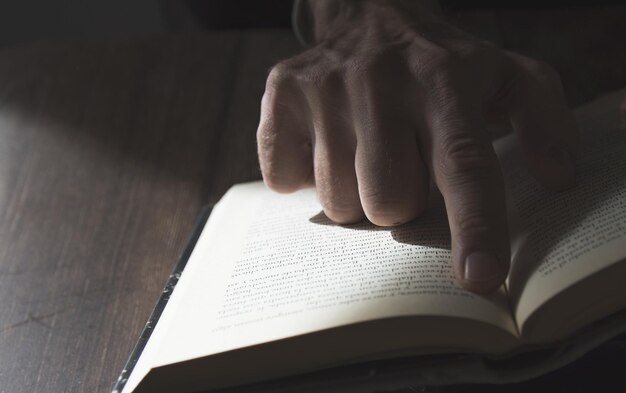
[0,32,299,393]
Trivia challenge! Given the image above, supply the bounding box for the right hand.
[257,0,579,293]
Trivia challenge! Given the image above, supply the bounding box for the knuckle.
[453,206,492,235]
[263,171,302,194]
[437,135,497,179]
[316,178,363,223]
[323,200,363,223]
[344,56,382,86]
[323,198,356,214]
[347,50,405,81]
[412,43,505,92]
[265,63,303,109]
[267,62,294,91]
[361,190,414,226]
[413,48,458,81]
[274,57,344,96]
[261,64,310,138]
[310,65,343,91]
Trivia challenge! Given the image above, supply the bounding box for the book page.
[496,89,626,337]
[144,181,517,372]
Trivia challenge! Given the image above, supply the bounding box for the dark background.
[2,0,624,48]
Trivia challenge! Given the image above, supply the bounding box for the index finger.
[422,92,510,293]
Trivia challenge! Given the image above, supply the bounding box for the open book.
[116,89,626,393]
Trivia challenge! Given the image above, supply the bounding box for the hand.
[256,0,578,293]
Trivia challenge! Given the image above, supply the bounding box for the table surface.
[1,7,625,393]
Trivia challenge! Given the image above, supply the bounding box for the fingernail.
[464,252,502,283]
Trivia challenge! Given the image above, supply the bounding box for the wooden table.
[0,30,301,393]
[1,7,625,392]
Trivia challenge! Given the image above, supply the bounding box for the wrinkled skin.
[257,0,579,293]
